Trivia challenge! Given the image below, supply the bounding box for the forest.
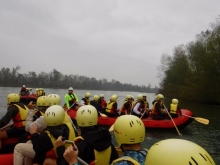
[0,66,158,93]
[158,18,220,104]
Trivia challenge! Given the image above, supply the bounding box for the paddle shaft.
[163,104,182,136]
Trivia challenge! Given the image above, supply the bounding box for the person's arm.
[63,145,79,165]
[80,99,85,105]
[65,94,70,109]
[113,103,119,116]
[133,102,141,115]
[29,116,47,133]
[73,94,79,103]
[155,103,162,115]
[25,102,38,131]
[0,105,18,128]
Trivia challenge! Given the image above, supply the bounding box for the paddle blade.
[194,117,209,125]
[109,124,114,132]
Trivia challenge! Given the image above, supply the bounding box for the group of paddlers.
[0,87,215,165]
[64,87,182,120]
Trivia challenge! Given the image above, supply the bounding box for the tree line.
[0,66,159,93]
[158,18,220,104]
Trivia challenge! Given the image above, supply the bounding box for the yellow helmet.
[47,94,61,106]
[93,95,99,102]
[137,94,143,101]
[157,94,164,99]
[85,92,91,98]
[113,115,145,146]
[145,139,215,165]
[172,98,178,104]
[143,94,147,97]
[7,93,20,104]
[100,94,104,98]
[44,105,65,126]
[111,94,118,102]
[125,95,131,100]
[76,105,98,127]
[36,96,48,107]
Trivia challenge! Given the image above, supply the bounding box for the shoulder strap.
[112,156,140,165]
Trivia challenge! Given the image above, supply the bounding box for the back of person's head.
[125,95,131,101]
[47,94,61,106]
[172,98,178,105]
[137,94,143,101]
[37,96,48,107]
[76,105,98,127]
[7,93,20,105]
[85,92,90,98]
[44,105,65,127]
[156,94,164,100]
[145,139,215,165]
[113,115,145,147]
[111,94,118,102]
[93,95,99,102]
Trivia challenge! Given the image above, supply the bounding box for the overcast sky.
[0,0,219,87]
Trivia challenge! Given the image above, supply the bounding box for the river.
[0,87,219,163]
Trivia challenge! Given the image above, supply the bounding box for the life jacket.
[12,104,28,127]
[152,101,163,115]
[74,136,112,165]
[68,94,76,105]
[170,104,178,114]
[82,98,90,105]
[132,100,143,114]
[121,101,131,114]
[111,149,148,165]
[45,122,76,159]
[106,101,115,113]
[101,99,106,107]
[144,100,149,108]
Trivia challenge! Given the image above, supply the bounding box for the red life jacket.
[12,104,28,128]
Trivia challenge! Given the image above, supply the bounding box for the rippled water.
[0,87,219,163]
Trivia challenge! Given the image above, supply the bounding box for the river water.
[0,87,219,163]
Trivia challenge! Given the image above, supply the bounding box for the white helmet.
[145,139,215,165]
[68,87,73,91]
[23,85,25,87]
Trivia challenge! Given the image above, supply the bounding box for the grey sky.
[0,0,219,87]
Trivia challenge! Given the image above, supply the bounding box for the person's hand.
[27,101,36,109]
[63,145,78,165]
[55,136,65,147]
[29,125,38,134]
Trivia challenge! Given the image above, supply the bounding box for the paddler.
[111,115,148,164]
[45,105,119,165]
[0,93,28,152]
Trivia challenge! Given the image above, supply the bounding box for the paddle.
[0,124,13,131]
[63,140,89,165]
[163,104,182,136]
[182,114,209,125]
[109,124,114,132]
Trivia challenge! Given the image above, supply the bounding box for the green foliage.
[159,18,220,104]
